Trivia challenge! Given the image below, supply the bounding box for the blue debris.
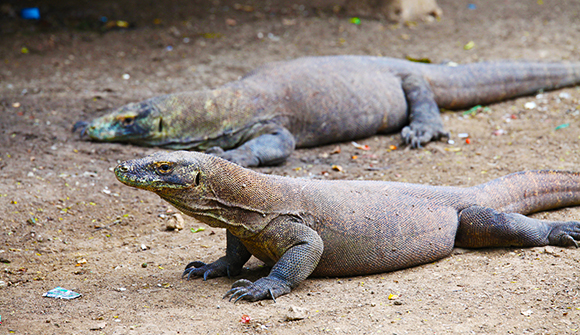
[21,7,40,20]
[468,4,477,10]
[43,287,82,300]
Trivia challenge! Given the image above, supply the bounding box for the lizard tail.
[475,170,580,215]
[427,61,580,109]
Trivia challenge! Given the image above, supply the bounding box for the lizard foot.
[548,222,580,247]
[205,146,225,156]
[72,121,90,137]
[401,124,449,148]
[182,259,240,280]
[223,277,291,303]
[205,146,259,167]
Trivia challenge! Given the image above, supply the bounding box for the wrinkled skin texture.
[115,151,580,302]
[77,56,580,166]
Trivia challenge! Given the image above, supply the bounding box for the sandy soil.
[1,0,580,334]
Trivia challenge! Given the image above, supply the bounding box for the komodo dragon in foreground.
[114,151,580,302]
[76,56,580,167]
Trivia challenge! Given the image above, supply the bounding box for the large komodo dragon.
[76,56,580,167]
[115,151,580,302]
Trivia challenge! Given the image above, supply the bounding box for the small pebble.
[166,213,185,230]
[559,92,570,99]
[285,306,309,321]
[122,73,130,80]
[524,102,537,109]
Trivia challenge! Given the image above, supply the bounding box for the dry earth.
[1,0,580,334]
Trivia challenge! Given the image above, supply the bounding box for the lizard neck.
[157,83,280,151]
[159,155,300,238]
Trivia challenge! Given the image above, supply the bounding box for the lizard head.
[114,150,203,193]
[74,96,166,144]
[114,150,283,235]
[73,90,255,150]
[114,150,226,220]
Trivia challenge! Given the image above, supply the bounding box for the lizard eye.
[121,117,135,127]
[156,163,173,175]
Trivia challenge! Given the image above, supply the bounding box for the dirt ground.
[1,0,580,334]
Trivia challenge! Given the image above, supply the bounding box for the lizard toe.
[548,222,580,247]
[223,277,291,303]
[402,122,448,148]
[182,259,232,280]
[185,261,206,269]
[72,121,89,137]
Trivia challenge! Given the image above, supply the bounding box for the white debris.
[524,102,537,109]
[521,309,533,317]
[559,92,571,99]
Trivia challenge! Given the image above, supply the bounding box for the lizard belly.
[259,66,409,148]
[310,202,459,277]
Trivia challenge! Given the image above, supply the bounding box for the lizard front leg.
[206,126,296,167]
[183,230,251,280]
[400,74,449,148]
[224,216,324,302]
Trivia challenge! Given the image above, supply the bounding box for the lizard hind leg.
[455,206,580,248]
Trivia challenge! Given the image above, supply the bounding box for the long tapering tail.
[426,62,580,109]
[475,170,580,215]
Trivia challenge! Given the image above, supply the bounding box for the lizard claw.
[222,277,290,303]
[401,125,448,148]
[268,288,277,304]
[233,293,251,303]
[548,222,580,247]
[182,259,238,280]
[72,121,90,138]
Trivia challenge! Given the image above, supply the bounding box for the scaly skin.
[76,56,580,167]
[115,151,580,302]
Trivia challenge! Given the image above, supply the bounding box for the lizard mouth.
[114,163,192,190]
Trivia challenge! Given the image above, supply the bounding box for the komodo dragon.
[76,56,580,167]
[114,151,580,302]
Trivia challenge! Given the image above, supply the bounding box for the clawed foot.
[548,222,580,247]
[205,146,225,156]
[72,121,90,137]
[223,277,291,303]
[401,124,449,148]
[182,259,240,281]
[205,146,259,167]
